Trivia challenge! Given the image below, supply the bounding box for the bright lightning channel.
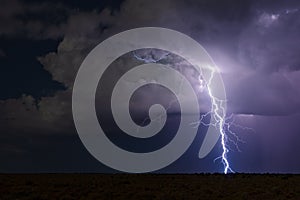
[196,70,253,174]
[201,70,234,174]
[132,50,248,174]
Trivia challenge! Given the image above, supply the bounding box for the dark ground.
[0,174,299,199]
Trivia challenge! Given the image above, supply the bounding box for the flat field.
[0,174,299,199]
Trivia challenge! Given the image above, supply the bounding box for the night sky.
[1,0,300,173]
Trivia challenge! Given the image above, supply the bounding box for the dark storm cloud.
[20,0,124,12]
[0,38,65,100]
[174,0,300,116]
[0,0,68,39]
[0,3,117,141]
[0,0,298,128]
[238,6,300,72]
[224,2,300,115]
[224,71,300,115]
[0,0,125,40]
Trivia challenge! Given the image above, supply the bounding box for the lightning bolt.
[194,69,254,174]
[204,69,233,174]
[132,50,251,174]
[189,69,233,173]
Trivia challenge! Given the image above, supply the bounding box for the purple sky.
[0,0,299,173]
